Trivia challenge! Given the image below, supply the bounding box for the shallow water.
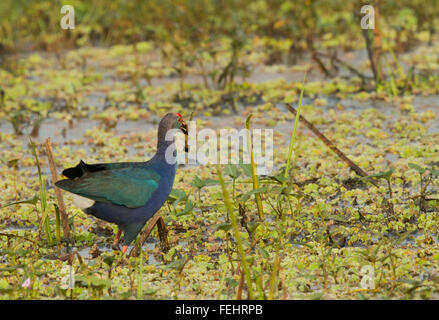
[76,241,160,264]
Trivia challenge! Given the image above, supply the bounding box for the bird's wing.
[61,160,144,179]
[56,167,160,208]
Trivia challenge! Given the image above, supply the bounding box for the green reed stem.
[283,72,307,186]
[246,114,264,221]
[137,249,143,300]
[216,165,254,299]
[30,137,53,245]
[268,249,280,300]
[54,204,61,243]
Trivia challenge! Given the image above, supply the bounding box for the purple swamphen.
[55,113,188,254]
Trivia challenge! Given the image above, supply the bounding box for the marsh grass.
[216,164,254,299]
[245,114,264,221]
[214,97,312,299]
[137,249,143,300]
[284,72,306,185]
[29,138,54,245]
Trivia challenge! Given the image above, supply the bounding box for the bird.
[55,113,188,254]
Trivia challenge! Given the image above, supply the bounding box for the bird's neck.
[153,126,177,164]
[155,138,175,158]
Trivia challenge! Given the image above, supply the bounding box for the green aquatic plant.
[365,168,395,219]
[284,72,306,185]
[190,176,219,203]
[246,114,264,221]
[167,189,194,217]
[2,140,60,246]
[224,164,241,199]
[29,138,53,245]
[216,164,254,299]
[408,163,439,212]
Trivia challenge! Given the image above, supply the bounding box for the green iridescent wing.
[56,167,160,208]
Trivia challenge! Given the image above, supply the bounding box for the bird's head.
[158,112,189,152]
[175,113,188,136]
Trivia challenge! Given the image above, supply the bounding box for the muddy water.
[0,222,163,264]
[1,57,437,148]
[2,94,437,141]
[77,242,160,264]
[1,91,438,176]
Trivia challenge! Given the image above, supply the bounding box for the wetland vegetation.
[1,0,439,300]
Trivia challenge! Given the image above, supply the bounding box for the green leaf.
[257,246,269,259]
[75,275,111,289]
[365,168,394,180]
[6,158,20,168]
[0,264,25,272]
[142,288,156,296]
[216,223,232,231]
[225,164,241,180]
[262,174,288,184]
[1,195,39,209]
[190,176,204,189]
[175,200,193,217]
[102,253,116,267]
[239,163,252,177]
[167,189,188,206]
[245,114,253,128]
[239,187,268,202]
[166,257,189,271]
[190,176,219,189]
[408,163,426,174]
[248,222,260,233]
[326,215,348,223]
[225,277,239,288]
[430,168,439,177]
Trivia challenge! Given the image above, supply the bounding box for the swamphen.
[55,113,188,254]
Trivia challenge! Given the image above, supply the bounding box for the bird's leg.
[112,228,122,251]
